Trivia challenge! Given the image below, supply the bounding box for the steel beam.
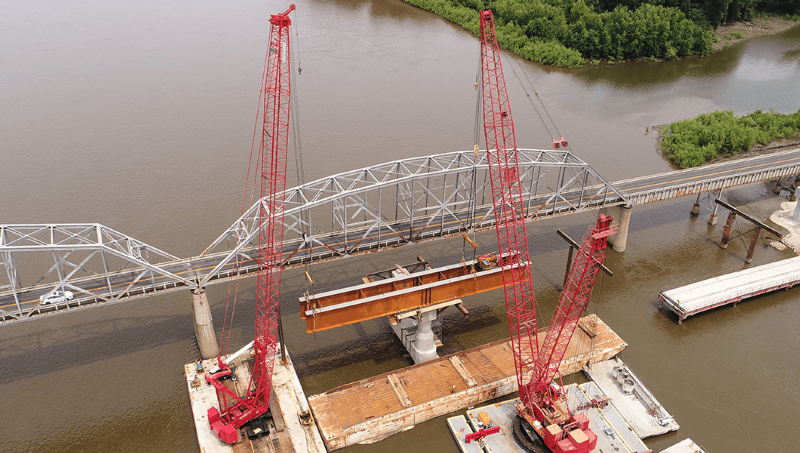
[298,258,512,332]
[714,199,783,237]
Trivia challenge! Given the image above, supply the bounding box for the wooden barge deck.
[659,255,800,323]
[308,314,627,450]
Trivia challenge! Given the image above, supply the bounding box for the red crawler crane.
[479,10,615,453]
[205,4,296,445]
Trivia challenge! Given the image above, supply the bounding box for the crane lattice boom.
[205,4,296,445]
[479,8,540,409]
[479,9,614,453]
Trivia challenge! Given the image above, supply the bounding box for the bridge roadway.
[2,145,799,324]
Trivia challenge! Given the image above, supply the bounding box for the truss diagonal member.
[0,229,23,316]
[0,305,18,321]
[201,149,626,279]
[197,199,276,286]
[0,224,196,291]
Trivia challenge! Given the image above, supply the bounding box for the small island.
[660,109,800,169]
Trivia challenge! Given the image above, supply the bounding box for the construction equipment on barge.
[477,10,615,453]
[203,4,296,444]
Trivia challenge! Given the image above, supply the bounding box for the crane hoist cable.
[511,64,569,149]
[473,59,482,157]
[287,19,320,336]
[511,66,554,142]
[217,37,274,360]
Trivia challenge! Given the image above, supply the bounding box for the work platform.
[448,358,681,453]
[447,387,647,453]
[185,345,326,453]
[660,438,708,453]
[583,358,678,438]
[659,255,800,323]
[307,315,627,450]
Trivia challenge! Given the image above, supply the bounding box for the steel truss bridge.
[3,147,800,324]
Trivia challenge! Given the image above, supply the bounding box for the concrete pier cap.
[191,288,220,359]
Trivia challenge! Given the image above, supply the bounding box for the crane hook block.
[551,137,568,149]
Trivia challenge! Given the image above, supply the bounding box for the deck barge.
[307,314,627,450]
[659,255,800,323]
[185,344,326,453]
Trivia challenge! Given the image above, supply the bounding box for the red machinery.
[205,4,296,444]
[479,10,615,453]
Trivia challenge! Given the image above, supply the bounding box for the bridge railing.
[621,152,800,205]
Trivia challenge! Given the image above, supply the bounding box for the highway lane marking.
[620,154,800,193]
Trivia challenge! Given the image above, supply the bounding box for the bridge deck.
[659,255,800,323]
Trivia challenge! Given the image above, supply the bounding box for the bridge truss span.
[0,224,198,322]
[199,149,628,285]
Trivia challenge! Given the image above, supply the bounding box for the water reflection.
[575,45,745,89]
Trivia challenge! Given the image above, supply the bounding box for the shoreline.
[591,16,799,66]
[711,16,800,52]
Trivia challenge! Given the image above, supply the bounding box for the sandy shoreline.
[711,16,799,52]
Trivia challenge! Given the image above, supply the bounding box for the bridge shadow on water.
[0,309,197,386]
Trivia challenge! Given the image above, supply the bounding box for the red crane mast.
[205,4,296,445]
[479,10,614,453]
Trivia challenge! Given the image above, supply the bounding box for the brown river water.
[1,1,800,452]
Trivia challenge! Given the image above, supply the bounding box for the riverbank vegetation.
[661,110,800,168]
[403,0,800,67]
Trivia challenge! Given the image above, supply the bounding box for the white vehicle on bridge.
[40,290,74,305]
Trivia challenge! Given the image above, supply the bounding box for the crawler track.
[512,415,547,453]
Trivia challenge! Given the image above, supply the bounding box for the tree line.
[662,109,800,168]
[402,0,800,67]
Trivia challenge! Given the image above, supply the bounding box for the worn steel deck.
[660,438,708,453]
[583,358,679,439]
[307,315,627,450]
[446,381,650,453]
[185,346,326,453]
[659,255,800,323]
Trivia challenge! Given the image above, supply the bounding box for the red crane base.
[519,400,598,453]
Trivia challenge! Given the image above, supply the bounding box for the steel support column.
[745,227,761,264]
[720,212,736,249]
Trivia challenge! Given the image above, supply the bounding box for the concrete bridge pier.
[708,189,723,226]
[691,193,702,216]
[602,205,633,253]
[391,310,439,364]
[191,288,220,359]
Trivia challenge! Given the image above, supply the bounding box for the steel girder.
[200,149,628,285]
[0,224,196,321]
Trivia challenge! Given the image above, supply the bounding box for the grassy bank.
[402,0,714,67]
[403,1,800,67]
[661,109,800,169]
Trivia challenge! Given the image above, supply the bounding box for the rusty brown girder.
[299,258,516,332]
